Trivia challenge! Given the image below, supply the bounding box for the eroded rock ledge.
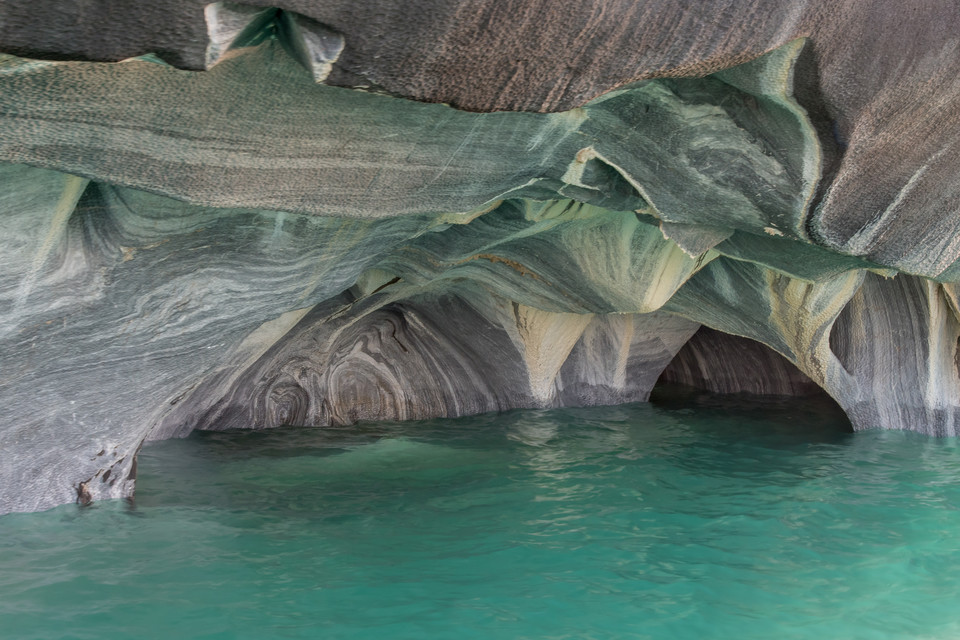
[1,4,960,513]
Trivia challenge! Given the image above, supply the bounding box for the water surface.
[3,395,960,639]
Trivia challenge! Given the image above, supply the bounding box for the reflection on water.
[3,396,960,639]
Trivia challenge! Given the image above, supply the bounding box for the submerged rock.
[0,3,958,512]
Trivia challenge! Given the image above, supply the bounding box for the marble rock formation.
[1,1,959,513]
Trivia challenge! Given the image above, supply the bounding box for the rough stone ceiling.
[1,1,960,514]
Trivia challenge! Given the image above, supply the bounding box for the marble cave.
[2,0,960,514]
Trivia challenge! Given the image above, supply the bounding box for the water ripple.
[3,397,960,638]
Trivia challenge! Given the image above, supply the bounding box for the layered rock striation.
[1,2,959,512]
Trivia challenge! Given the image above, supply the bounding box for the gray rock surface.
[658,327,824,398]
[0,4,959,512]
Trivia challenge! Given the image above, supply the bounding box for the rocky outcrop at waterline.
[1,1,960,513]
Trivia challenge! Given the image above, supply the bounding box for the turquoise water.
[4,395,960,639]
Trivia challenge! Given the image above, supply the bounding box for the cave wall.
[1,2,960,513]
[658,327,824,398]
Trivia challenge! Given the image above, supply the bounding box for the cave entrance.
[651,326,852,434]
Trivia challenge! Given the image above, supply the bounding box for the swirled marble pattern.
[0,17,959,513]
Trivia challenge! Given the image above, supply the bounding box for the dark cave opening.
[651,326,852,432]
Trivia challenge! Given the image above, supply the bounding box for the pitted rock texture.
[1,6,960,513]
[3,0,960,271]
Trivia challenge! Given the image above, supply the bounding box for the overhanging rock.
[1,5,959,513]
